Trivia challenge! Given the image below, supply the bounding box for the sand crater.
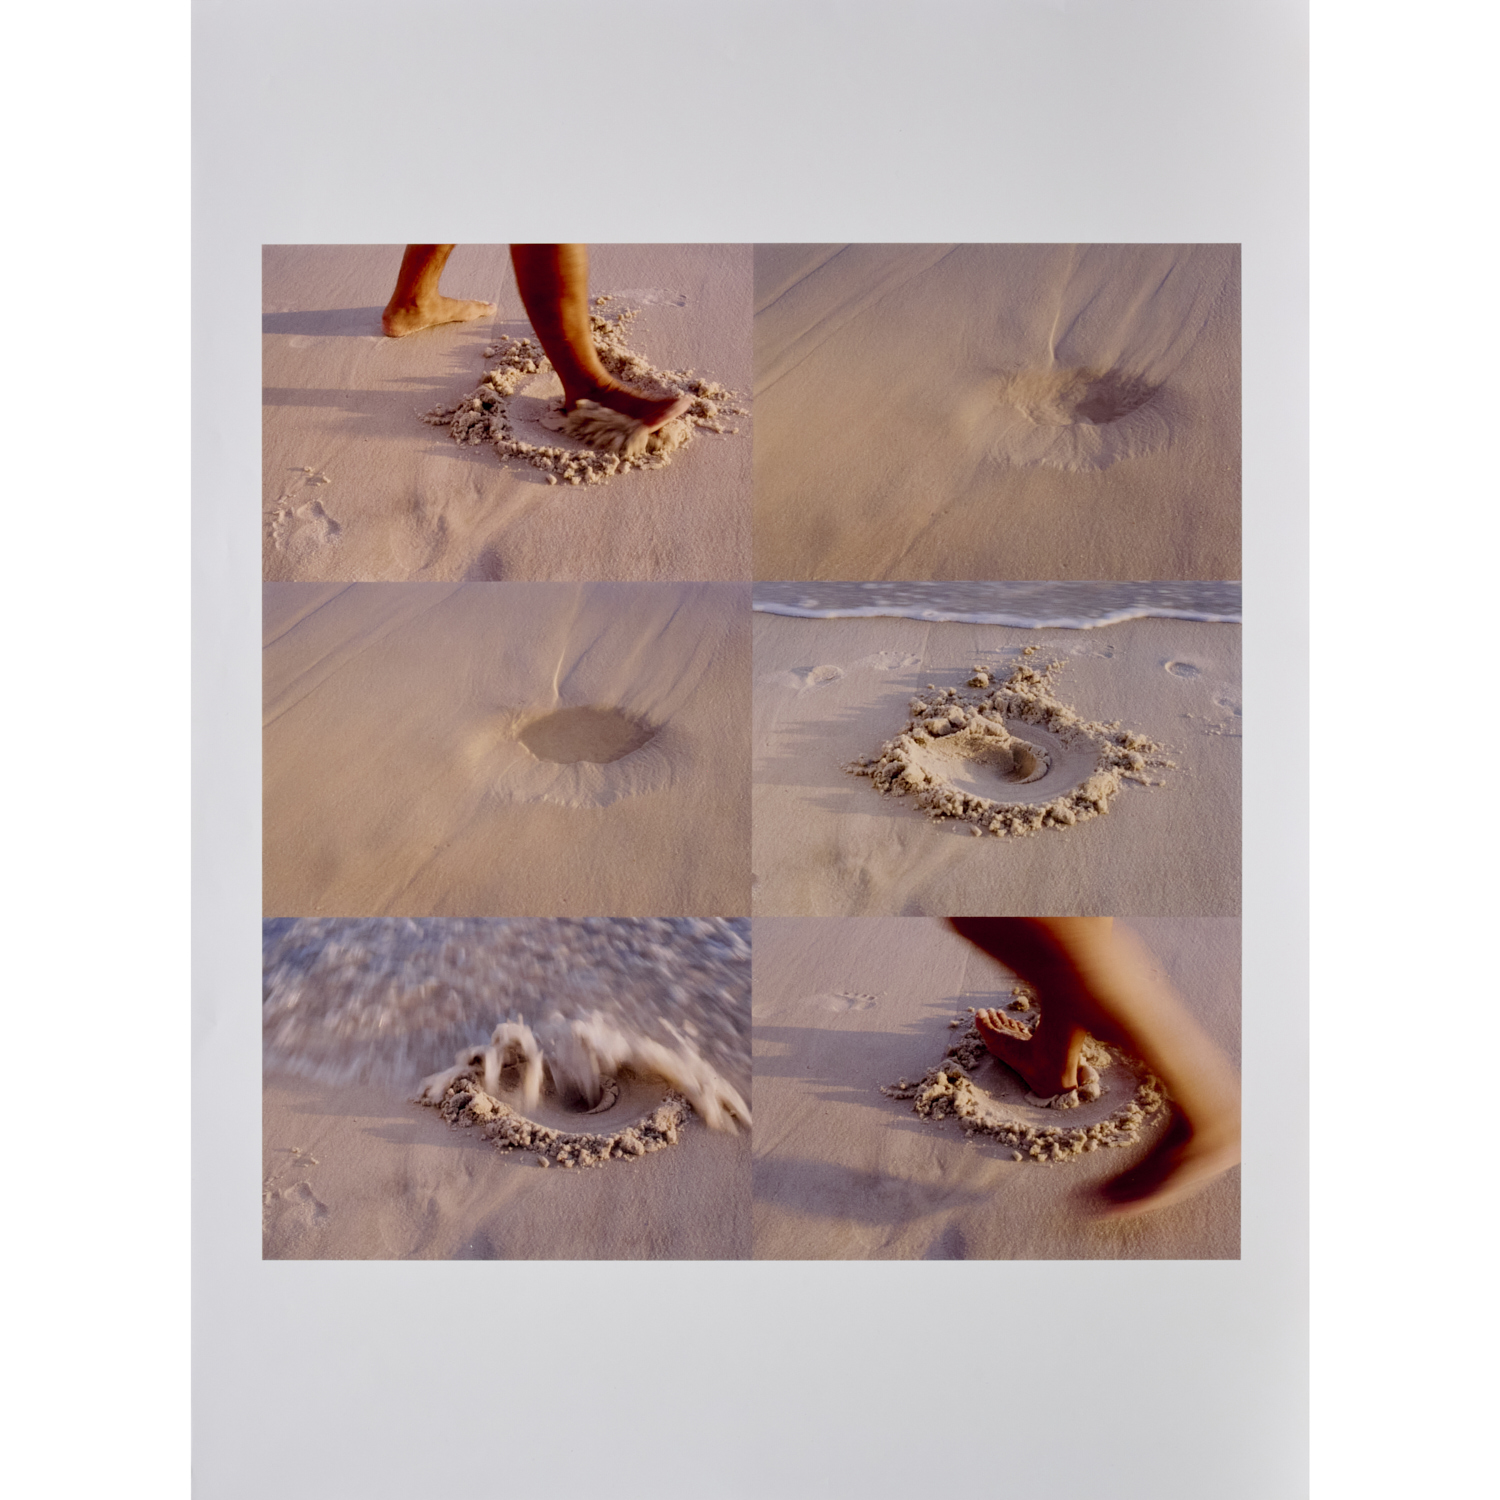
[1002,366,1160,426]
[518,707,656,765]
[906,718,1052,796]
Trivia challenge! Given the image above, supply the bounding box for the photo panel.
[263,917,752,1261]
[752,243,1240,581]
[264,243,753,583]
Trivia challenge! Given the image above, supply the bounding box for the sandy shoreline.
[263,244,752,583]
[264,1075,751,1260]
[753,243,1239,581]
[264,582,751,917]
[751,916,1239,1260]
[753,613,1240,916]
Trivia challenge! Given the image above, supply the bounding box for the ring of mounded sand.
[416,1015,751,1171]
[884,987,1167,1165]
[846,649,1174,836]
[422,299,745,485]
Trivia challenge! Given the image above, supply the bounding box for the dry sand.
[751,916,1239,1259]
[263,582,750,916]
[263,244,751,582]
[753,244,1239,580]
[753,613,1240,916]
[263,1075,750,1259]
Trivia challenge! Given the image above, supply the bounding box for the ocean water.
[752,580,1240,629]
[262,918,751,1106]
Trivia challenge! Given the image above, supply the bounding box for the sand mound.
[422,299,745,486]
[884,991,1168,1164]
[846,651,1174,836]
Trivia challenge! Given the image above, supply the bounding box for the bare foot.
[1094,1107,1241,1220]
[973,1006,1079,1097]
[563,379,691,431]
[381,295,495,338]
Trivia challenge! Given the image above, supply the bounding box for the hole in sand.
[1001,367,1160,427]
[909,724,1051,797]
[517,707,655,765]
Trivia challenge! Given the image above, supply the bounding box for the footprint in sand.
[268,469,341,554]
[858,650,924,671]
[820,991,878,1013]
[768,664,845,693]
[1165,660,1201,678]
[284,1180,331,1226]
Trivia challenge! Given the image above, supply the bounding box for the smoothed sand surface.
[753,243,1239,580]
[264,582,751,916]
[751,916,1239,1260]
[753,614,1240,916]
[263,244,751,582]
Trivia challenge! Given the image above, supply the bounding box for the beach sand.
[751,916,1239,1259]
[263,244,751,583]
[753,244,1239,581]
[263,582,751,916]
[753,613,1240,916]
[263,1075,751,1260]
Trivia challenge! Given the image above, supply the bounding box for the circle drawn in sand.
[518,707,655,765]
[848,657,1174,836]
[425,1070,694,1170]
[415,1015,751,1169]
[884,1005,1167,1165]
[420,304,746,487]
[987,366,1170,472]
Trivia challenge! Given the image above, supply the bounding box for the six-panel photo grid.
[262,241,1242,1261]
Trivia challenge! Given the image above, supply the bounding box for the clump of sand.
[884,989,1168,1164]
[421,299,745,486]
[846,651,1174,836]
[422,1073,693,1171]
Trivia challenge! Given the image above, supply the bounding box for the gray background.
[196,1,1306,1495]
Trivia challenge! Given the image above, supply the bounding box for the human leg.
[509,244,689,429]
[949,917,1241,1217]
[382,245,495,337]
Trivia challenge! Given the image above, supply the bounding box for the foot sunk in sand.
[424,304,744,487]
[539,393,694,459]
[883,1003,1167,1166]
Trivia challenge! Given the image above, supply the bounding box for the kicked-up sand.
[263,582,750,916]
[751,916,1239,1259]
[263,244,751,582]
[753,612,1240,916]
[753,243,1239,580]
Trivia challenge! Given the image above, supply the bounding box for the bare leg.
[510,244,689,429]
[382,245,495,337]
[949,918,1241,1218]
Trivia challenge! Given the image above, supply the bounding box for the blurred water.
[263,918,751,1101]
